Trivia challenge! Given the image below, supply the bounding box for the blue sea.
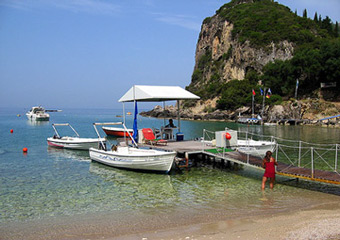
[1,107,340,239]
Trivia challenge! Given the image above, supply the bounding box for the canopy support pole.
[123,103,126,125]
[177,100,180,133]
[163,101,166,127]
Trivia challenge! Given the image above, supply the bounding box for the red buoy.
[225,132,231,140]
[23,147,28,153]
[10,129,13,133]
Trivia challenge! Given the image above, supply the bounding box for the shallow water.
[0,107,339,229]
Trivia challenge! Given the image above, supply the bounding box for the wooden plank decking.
[221,151,340,184]
[139,140,214,153]
[140,140,340,185]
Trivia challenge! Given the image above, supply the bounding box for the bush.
[216,80,254,110]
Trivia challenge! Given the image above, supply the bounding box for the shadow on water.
[279,178,340,196]
[47,147,91,162]
[223,165,340,196]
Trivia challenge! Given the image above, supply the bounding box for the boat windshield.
[33,107,45,113]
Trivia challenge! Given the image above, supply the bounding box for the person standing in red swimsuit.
[261,151,278,190]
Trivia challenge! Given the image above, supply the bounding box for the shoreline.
[2,195,340,240]
[140,113,340,128]
[112,200,340,240]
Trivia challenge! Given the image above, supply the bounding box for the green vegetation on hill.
[262,39,340,97]
[216,0,337,48]
[187,0,340,111]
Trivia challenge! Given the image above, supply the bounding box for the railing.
[202,129,340,176]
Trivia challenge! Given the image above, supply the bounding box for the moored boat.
[236,139,275,156]
[102,126,133,137]
[237,117,259,124]
[26,106,50,121]
[47,123,106,150]
[90,122,176,173]
[90,146,176,173]
[213,129,276,157]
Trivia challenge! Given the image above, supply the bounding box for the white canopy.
[118,85,200,102]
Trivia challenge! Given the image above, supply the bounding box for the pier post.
[336,144,338,172]
[298,141,302,167]
[202,129,206,152]
[311,147,314,178]
[221,159,225,168]
[275,144,279,162]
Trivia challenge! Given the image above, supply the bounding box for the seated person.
[163,119,176,139]
[165,119,176,128]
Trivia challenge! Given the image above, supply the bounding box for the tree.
[217,80,254,110]
[335,21,339,38]
[321,16,333,35]
[313,12,318,23]
[303,9,307,18]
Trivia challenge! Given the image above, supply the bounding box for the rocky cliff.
[186,0,295,107]
[141,0,340,123]
[194,18,294,85]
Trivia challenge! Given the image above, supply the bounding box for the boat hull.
[89,147,176,173]
[26,113,50,121]
[236,139,275,157]
[102,127,133,137]
[47,137,106,150]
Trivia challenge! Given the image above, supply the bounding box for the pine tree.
[314,12,318,23]
[319,15,322,26]
[303,9,307,18]
[335,21,339,38]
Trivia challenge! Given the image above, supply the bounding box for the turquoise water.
[1,107,340,226]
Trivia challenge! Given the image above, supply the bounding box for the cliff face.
[179,0,339,120]
[188,14,294,95]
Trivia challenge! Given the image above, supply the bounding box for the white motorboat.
[237,117,259,124]
[236,139,275,157]
[26,106,50,121]
[214,129,276,157]
[89,122,176,173]
[47,123,106,150]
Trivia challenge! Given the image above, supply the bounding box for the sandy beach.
[2,195,340,240]
[118,200,340,240]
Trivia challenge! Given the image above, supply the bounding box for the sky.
[0,0,339,110]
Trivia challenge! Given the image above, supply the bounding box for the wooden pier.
[140,140,340,185]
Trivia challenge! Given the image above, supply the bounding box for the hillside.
[185,0,340,114]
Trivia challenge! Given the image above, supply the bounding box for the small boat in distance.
[47,123,106,150]
[90,122,176,173]
[237,117,259,124]
[102,126,133,137]
[126,112,132,115]
[26,106,50,121]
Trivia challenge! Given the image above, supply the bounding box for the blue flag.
[260,88,264,96]
[132,102,138,142]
